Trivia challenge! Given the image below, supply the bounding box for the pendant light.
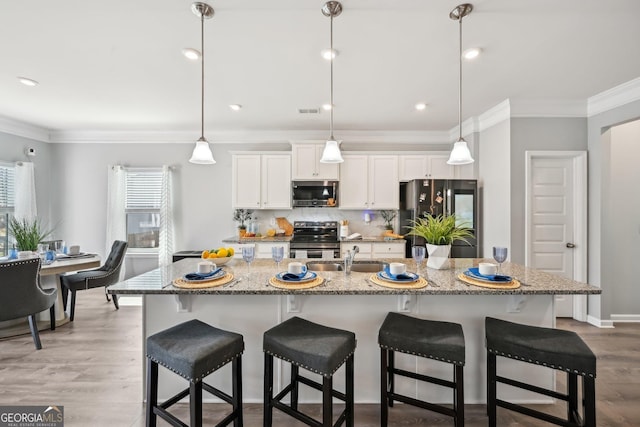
[447,3,475,165]
[319,1,344,164]
[189,2,216,165]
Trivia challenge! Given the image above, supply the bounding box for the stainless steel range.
[289,221,340,259]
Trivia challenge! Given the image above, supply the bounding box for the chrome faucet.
[344,245,360,275]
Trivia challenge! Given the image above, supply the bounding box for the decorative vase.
[426,244,451,269]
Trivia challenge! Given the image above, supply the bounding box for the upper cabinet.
[340,154,399,209]
[232,153,291,209]
[399,154,455,181]
[291,143,340,180]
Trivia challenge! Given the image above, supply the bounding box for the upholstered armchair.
[60,240,127,321]
[0,258,57,350]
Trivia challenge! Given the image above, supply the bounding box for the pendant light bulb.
[447,3,474,166]
[189,2,216,165]
[320,1,344,164]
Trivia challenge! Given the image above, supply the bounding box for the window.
[0,164,16,257]
[125,170,162,250]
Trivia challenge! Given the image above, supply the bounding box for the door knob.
[566,243,576,248]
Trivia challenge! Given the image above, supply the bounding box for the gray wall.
[509,118,588,264]
[588,98,640,321]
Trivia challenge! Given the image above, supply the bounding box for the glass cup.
[412,245,426,273]
[242,246,255,278]
[492,246,508,274]
[271,246,284,271]
[54,240,66,254]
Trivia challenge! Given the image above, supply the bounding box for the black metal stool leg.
[322,375,333,427]
[346,354,354,427]
[190,380,203,427]
[69,290,76,321]
[146,358,158,427]
[49,305,56,330]
[380,348,389,427]
[568,372,578,422]
[232,356,243,427]
[487,352,497,427]
[291,364,299,411]
[264,353,273,427]
[583,376,596,427]
[454,364,464,427]
[388,350,395,408]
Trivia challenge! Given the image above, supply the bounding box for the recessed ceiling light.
[415,103,427,111]
[322,103,333,111]
[462,47,481,60]
[321,49,338,60]
[18,77,38,87]
[182,48,201,61]
[229,104,242,111]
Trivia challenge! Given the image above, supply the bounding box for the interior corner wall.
[477,120,510,259]
[605,119,640,318]
[588,98,640,322]
[509,118,588,265]
[0,133,54,226]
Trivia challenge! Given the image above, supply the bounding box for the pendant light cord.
[458,14,463,141]
[329,13,334,140]
[200,12,205,140]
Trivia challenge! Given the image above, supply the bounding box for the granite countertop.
[340,237,405,243]
[222,236,293,243]
[107,258,601,296]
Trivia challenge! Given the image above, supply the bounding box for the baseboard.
[587,315,615,328]
[610,314,640,323]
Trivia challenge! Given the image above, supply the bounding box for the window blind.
[0,165,15,208]
[125,171,162,210]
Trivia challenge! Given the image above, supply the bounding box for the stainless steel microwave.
[291,181,339,208]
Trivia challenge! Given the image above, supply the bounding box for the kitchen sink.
[305,261,388,273]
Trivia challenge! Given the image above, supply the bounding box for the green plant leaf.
[404,214,473,245]
[8,217,54,251]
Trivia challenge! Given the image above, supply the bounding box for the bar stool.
[263,316,356,427]
[146,319,244,427]
[378,312,465,427]
[485,317,596,427]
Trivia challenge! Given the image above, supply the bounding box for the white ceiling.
[1,0,640,141]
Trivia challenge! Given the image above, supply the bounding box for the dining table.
[0,253,101,338]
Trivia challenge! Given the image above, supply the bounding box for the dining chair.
[0,258,57,350]
[60,240,127,321]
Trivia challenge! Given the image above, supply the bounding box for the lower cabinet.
[340,241,405,259]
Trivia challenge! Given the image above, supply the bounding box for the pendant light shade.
[320,1,344,164]
[447,3,474,166]
[189,2,216,165]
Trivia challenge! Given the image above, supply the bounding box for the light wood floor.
[0,288,638,426]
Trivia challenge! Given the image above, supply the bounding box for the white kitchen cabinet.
[340,242,372,259]
[232,153,291,209]
[399,153,455,180]
[340,154,399,209]
[255,242,290,259]
[291,143,340,180]
[371,241,405,258]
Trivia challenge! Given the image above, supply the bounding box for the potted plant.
[9,217,53,252]
[405,214,473,269]
[379,210,397,232]
[233,209,253,238]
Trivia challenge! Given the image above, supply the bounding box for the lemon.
[227,247,235,256]
[208,253,218,259]
[201,250,210,259]
[217,248,228,258]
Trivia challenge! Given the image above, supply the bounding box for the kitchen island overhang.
[108,258,600,405]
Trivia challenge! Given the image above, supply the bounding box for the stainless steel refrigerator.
[399,179,479,258]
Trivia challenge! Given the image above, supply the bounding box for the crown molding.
[510,98,587,118]
[588,76,640,117]
[0,116,51,142]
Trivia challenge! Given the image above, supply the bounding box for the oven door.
[289,248,340,259]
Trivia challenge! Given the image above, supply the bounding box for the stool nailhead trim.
[264,349,355,377]
[147,350,244,383]
[379,344,464,366]
[487,348,595,378]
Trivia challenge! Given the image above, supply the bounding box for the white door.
[527,154,585,318]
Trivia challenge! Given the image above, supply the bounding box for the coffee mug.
[287,262,307,276]
[389,262,407,276]
[479,262,498,276]
[197,261,216,274]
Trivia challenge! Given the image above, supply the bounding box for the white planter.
[426,244,451,270]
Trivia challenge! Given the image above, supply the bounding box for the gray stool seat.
[379,312,465,366]
[264,316,356,376]
[147,319,244,381]
[145,319,244,426]
[486,317,595,377]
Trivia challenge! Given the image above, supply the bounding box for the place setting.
[457,247,521,289]
[368,261,429,290]
[269,261,324,290]
[172,260,235,289]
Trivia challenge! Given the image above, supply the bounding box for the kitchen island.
[108,258,600,405]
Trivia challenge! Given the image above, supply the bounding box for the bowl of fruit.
[201,247,235,265]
